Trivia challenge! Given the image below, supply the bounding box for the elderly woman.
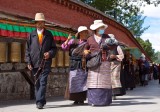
[105,35,124,99]
[84,20,112,106]
[61,26,89,104]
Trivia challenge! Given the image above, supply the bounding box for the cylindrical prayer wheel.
[0,42,8,63]
[64,51,70,67]
[57,49,64,67]
[10,42,21,62]
[21,42,26,62]
[51,56,57,68]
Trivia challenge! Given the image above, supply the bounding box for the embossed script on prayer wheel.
[51,55,57,68]
[0,42,8,62]
[57,50,64,67]
[64,51,70,67]
[10,42,21,62]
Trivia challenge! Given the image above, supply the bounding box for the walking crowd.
[25,13,160,109]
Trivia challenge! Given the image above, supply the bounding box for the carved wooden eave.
[50,0,134,39]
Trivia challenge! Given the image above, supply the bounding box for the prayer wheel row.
[0,42,25,63]
[0,42,70,66]
[51,50,70,67]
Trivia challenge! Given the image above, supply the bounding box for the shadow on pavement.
[44,103,88,109]
[0,95,158,108]
[117,97,153,100]
[111,100,157,106]
[0,96,66,108]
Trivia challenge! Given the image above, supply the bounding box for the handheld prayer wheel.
[0,42,8,63]
[57,49,64,67]
[64,51,70,67]
[10,42,21,62]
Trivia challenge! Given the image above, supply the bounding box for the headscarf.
[105,34,118,46]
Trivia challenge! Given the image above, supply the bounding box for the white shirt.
[94,34,101,44]
[37,29,44,34]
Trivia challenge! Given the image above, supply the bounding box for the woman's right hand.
[67,33,72,40]
[64,33,72,45]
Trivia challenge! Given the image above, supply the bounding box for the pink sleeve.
[61,39,74,50]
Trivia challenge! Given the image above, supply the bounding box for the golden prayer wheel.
[57,49,64,67]
[64,51,70,67]
[9,42,21,62]
[0,42,8,63]
[21,42,26,62]
[51,55,57,68]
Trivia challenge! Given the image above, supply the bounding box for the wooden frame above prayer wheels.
[0,18,76,42]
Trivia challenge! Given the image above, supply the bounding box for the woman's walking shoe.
[73,101,79,105]
[79,101,85,104]
[113,96,116,100]
[91,104,95,107]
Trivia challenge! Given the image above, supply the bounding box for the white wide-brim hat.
[35,13,45,21]
[90,20,108,30]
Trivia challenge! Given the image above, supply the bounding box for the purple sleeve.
[61,39,74,50]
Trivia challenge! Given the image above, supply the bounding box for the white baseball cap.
[78,26,88,33]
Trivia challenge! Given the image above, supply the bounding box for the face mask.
[98,29,105,35]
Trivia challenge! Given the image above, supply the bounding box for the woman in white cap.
[84,20,112,106]
[61,26,89,104]
[105,34,124,99]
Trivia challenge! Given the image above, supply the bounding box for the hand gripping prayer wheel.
[57,49,64,67]
[64,51,70,67]
[9,42,21,62]
[0,42,8,63]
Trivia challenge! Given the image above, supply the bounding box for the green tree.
[136,37,156,61]
[142,0,160,6]
[154,51,160,64]
[80,0,155,36]
[127,16,150,37]
[81,0,116,12]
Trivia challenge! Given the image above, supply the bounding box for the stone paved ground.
[0,80,160,112]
